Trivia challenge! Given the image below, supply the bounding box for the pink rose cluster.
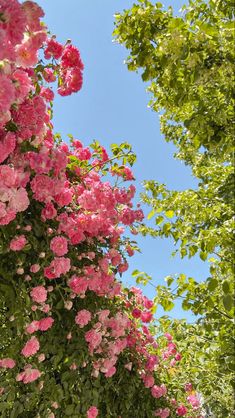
[44,38,84,96]
[11,95,47,141]
[0,0,45,128]
[130,286,154,323]
[59,44,84,96]
[26,317,54,334]
[162,337,182,364]
[44,257,71,279]
[0,165,29,225]
[0,0,83,133]
[16,365,41,384]
[0,0,86,223]
[68,266,120,299]
[81,311,131,378]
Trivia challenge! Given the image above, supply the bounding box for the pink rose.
[87,406,98,418]
[40,87,54,102]
[118,262,128,273]
[0,358,16,369]
[30,286,47,303]
[21,336,40,358]
[26,320,39,334]
[146,355,159,371]
[175,352,182,361]
[164,333,173,341]
[140,311,153,323]
[143,375,155,388]
[0,74,15,114]
[132,308,141,318]
[41,202,57,221]
[187,394,200,409]
[75,310,92,328]
[30,264,40,273]
[105,366,116,378]
[0,131,16,164]
[154,408,170,418]
[38,317,54,331]
[151,384,167,399]
[16,40,39,68]
[12,69,32,104]
[68,276,88,294]
[176,405,188,416]
[9,235,27,251]
[38,353,45,363]
[61,44,84,69]
[143,297,154,309]
[50,236,68,256]
[85,329,102,353]
[9,187,29,213]
[44,38,63,60]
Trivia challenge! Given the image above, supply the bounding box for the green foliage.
[114,0,234,159]
[132,269,152,286]
[157,317,235,418]
[114,0,235,416]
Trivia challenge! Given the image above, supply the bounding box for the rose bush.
[0,1,203,417]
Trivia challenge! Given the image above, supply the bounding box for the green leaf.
[165,210,174,218]
[132,269,141,277]
[161,299,175,311]
[180,248,187,258]
[65,405,75,415]
[223,294,233,312]
[147,209,155,219]
[199,252,207,261]
[182,299,191,311]
[155,216,164,225]
[208,278,218,291]
[189,245,198,257]
[165,275,174,286]
[222,281,230,294]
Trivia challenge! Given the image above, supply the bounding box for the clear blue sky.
[37,0,209,320]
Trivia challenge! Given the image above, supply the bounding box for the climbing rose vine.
[0,1,203,417]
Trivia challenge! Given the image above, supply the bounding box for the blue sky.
[37,0,209,320]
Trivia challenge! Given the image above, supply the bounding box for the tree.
[114,0,235,416]
[0,1,202,417]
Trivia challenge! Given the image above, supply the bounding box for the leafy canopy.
[114,0,235,416]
